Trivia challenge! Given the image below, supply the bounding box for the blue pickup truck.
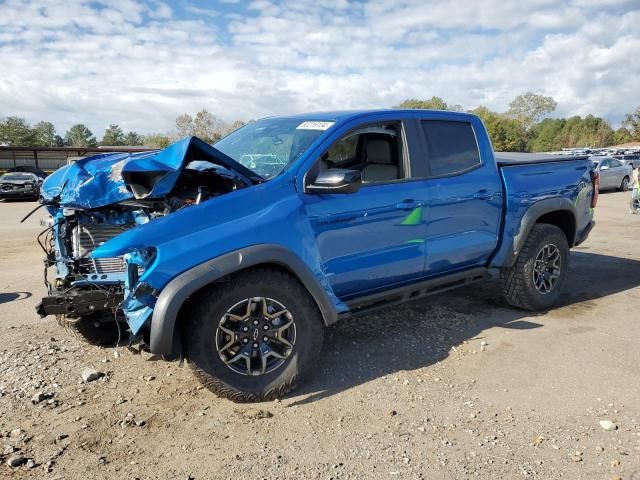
[36,110,597,401]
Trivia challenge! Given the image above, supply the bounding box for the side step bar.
[341,267,492,318]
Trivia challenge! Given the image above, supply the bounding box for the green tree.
[101,124,125,146]
[53,135,65,147]
[507,92,557,130]
[0,116,37,146]
[123,131,143,146]
[527,118,566,152]
[65,124,97,147]
[552,115,614,148]
[33,121,57,146]
[621,106,640,141]
[613,127,632,145]
[470,106,527,151]
[143,133,171,149]
[396,96,449,110]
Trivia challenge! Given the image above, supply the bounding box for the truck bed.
[495,152,589,166]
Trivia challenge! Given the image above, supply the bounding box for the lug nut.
[262,324,269,330]
[253,320,259,325]
[263,336,268,342]
[243,326,249,332]
[242,338,249,344]
[252,343,258,348]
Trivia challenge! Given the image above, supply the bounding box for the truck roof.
[272,109,478,122]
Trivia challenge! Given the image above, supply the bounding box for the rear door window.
[419,121,481,177]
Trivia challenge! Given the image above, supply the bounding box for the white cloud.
[184,4,219,18]
[0,0,638,137]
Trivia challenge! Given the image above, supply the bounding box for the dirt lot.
[0,192,639,479]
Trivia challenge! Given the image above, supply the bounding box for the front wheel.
[185,268,324,402]
[501,224,569,311]
[57,312,124,346]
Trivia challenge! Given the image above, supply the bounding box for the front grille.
[71,224,131,274]
[81,257,126,274]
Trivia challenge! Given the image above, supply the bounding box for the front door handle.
[473,190,494,200]
[395,199,423,209]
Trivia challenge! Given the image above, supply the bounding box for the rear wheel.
[501,224,569,311]
[185,268,324,402]
[620,176,630,191]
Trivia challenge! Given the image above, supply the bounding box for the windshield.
[214,118,334,179]
[1,173,34,181]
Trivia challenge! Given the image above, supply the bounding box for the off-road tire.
[620,176,630,191]
[56,313,123,347]
[501,224,569,311]
[185,268,324,402]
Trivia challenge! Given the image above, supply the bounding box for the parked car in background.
[7,165,47,180]
[0,172,42,200]
[614,154,640,169]
[590,156,632,191]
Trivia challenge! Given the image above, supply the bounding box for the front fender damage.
[36,136,259,348]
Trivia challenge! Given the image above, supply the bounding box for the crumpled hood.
[40,136,256,209]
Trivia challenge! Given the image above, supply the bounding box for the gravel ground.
[0,192,639,479]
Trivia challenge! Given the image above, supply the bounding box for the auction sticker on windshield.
[296,121,335,130]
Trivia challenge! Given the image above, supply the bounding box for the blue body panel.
[42,110,595,336]
[40,137,254,209]
[490,159,594,266]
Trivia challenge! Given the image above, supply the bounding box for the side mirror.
[305,169,362,194]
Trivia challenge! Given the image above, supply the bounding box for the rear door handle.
[473,190,494,200]
[395,199,423,209]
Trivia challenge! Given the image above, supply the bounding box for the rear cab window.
[419,120,481,177]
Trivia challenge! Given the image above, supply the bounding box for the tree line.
[1,95,639,152]
[397,94,640,151]
[0,110,245,150]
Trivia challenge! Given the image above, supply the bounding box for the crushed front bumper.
[36,289,123,317]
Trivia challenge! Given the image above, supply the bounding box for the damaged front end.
[36,136,259,348]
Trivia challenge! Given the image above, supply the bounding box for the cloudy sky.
[0,0,639,136]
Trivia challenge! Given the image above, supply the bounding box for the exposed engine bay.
[35,137,259,346]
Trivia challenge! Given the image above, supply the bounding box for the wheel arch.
[535,209,576,247]
[492,197,577,268]
[149,244,338,356]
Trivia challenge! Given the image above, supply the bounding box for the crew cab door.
[412,118,502,276]
[301,119,427,298]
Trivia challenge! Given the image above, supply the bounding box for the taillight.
[591,170,599,208]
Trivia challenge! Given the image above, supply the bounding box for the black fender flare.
[491,197,577,268]
[149,244,338,355]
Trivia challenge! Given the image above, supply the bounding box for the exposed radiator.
[71,224,131,274]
